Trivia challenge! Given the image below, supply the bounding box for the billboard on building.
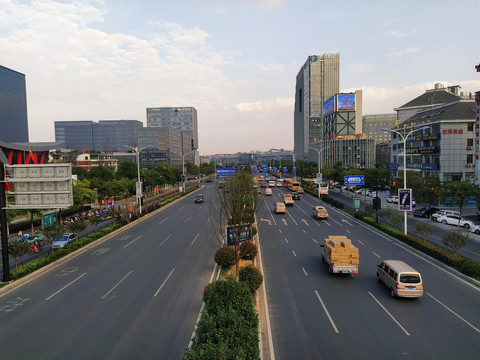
[337,94,355,111]
[323,96,335,116]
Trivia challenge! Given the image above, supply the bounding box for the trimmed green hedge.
[184,276,259,360]
[239,264,263,293]
[214,246,236,268]
[240,241,258,261]
[354,212,480,281]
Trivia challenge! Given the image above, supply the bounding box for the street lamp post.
[309,146,330,198]
[292,153,303,180]
[174,151,194,192]
[123,145,152,214]
[381,125,428,235]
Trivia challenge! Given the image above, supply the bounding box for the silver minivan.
[431,209,460,221]
[377,260,423,298]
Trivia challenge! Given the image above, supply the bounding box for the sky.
[1,0,480,155]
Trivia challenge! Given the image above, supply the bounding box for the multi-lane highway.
[258,184,480,359]
[0,185,219,360]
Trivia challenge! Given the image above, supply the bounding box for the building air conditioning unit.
[466,163,473,168]
[466,146,472,150]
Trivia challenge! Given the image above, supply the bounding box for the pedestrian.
[18,230,22,238]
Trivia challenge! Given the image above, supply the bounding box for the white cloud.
[234,98,293,112]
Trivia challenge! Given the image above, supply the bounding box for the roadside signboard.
[226,224,251,245]
[293,166,296,173]
[344,175,365,185]
[216,168,236,178]
[398,189,413,211]
[354,198,361,209]
[315,173,322,184]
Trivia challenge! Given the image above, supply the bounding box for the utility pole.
[1,163,10,282]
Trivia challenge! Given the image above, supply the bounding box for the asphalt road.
[0,185,219,360]
[257,184,480,359]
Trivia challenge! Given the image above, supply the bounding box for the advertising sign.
[226,224,251,245]
[283,167,287,173]
[323,95,335,116]
[337,94,355,111]
[136,182,143,198]
[398,189,413,211]
[344,175,364,185]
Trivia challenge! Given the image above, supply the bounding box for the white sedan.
[436,214,474,229]
[470,225,480,235]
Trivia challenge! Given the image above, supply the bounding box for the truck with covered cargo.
[320,236,359,274]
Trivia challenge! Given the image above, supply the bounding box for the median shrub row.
[185,241,262,360]
[353,212,480,281]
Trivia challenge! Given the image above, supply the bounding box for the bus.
[289,180,301,192]
[318,182,329,195]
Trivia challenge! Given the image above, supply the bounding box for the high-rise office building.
[294,54,340,157]
[146,107,198,150]
[54,120,143,151]
[0,65,29,142]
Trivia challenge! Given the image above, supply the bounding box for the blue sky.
[1,0,479,155]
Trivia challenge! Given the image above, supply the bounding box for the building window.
[467,154,473,164]
[467,123,474,131]
[467,138,474,147]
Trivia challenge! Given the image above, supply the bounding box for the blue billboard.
[216,168,236,178]
[344,175,364,185]
[323,95,335,116]
[337,94,355,111]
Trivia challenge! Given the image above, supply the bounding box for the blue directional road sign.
[344,175,365,185]
[293,166,296,173]
[398,189,413,211]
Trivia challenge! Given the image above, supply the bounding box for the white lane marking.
[292,250,297,257]
[191,233,200,245]
[184,216,191,223]
[159,234,172,247]
[312,238,319,244]
[372,252,381,258]
[357,239,365,245]
[178,206,184,211]
[301,219,310,226]
[154,268,175,297]
[302,267,308,276]
[102,270,133,300]
[124,235,142,248]
[286,210,299,226]
[284,238,289,244]
[368,291,410,336]
[281,218,288,226]
[261,218,272,225]
[189,263,220,348]
[46,273,87,301]
[315,290,339,334]
[302,229,307,234]
[260,194,277,226]
[427,292,480,334]
[158,217,168,224]
[346,229,351,234]
[279,229,282,234]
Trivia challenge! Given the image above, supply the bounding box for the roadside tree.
[439,181,478,227]
[442,229,471,256]
[8,239,31,269]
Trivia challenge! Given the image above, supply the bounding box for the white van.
[376,260,423,298]
[431,209,460,221]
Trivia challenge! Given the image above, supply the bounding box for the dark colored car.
[292,192,301,200]
[195,194,204,203]
[413,207,440,218]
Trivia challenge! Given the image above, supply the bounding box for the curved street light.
[174,150,194,192]
[308,146,330,198]
[123,145,152,214]
[381,125,429,235]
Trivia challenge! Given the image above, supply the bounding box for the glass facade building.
[54,120,142,151]
[0,65,29,143]
[294,54,340,157]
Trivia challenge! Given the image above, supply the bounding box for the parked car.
[97,211,113,221]
[431,209,461,222]
[386,195,398,204]
[469,225,480,235]
[194,194,204,203]
[436,214,474,229]
[52,233,77,250]
[413,207,440,218]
